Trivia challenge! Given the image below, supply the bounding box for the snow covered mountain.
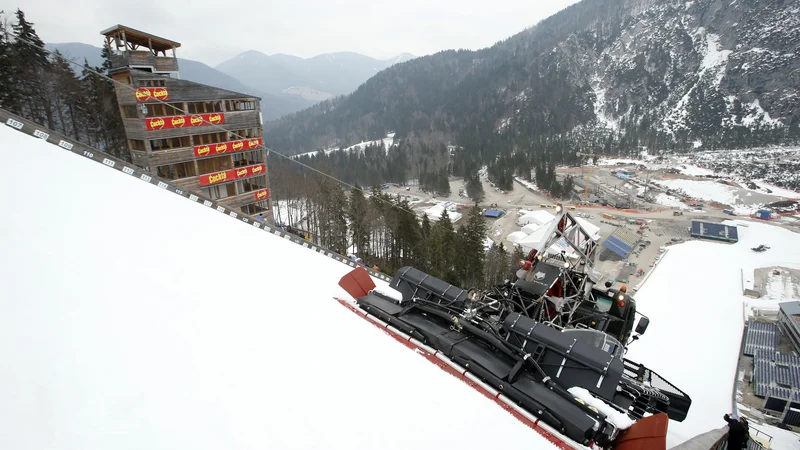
[264,0,799,153]
[558,0,799,148]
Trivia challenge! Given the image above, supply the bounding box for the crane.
[575,151,625,203]
[575,151,600,203]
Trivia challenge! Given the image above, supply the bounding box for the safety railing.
[1,109,392,284]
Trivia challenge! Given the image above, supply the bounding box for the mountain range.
[45,43,414,120]
[263,0,800,155]
[215,51,415,100]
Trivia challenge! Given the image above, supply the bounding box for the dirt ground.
[380,167,794,293]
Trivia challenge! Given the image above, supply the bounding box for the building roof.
[575,217,601,240]
[602,227,639,258]
[101,25,181,51]
[780,301,800,317]
[506,231,528,244]
[517,210,555,226]
[484,209,502,218]
[423,204,462,223]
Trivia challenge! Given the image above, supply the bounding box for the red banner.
[194,138,263,157]
[145,113,225,131]
[254,188,270,201]
[199,164,266,187]
[135,87,170,101]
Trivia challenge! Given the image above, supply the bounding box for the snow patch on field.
[679,164,716,176]
[656,179,741,206]
[654,193,685,208]
[753,180,800,199]
[595,158,642,166]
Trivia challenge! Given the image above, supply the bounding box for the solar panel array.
[783,406,800,426]
[690,221,739,243]
[745,321,779,356]
[753,348,800,405]
[602,227,639,258]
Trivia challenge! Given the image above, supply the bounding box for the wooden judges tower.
[102,25,272,218]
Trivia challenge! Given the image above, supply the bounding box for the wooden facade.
[102,25,273,220]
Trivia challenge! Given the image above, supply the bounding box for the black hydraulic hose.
[414,302,610,426]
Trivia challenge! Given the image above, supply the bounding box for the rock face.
[561,0,799,147]
[265,0,800,153]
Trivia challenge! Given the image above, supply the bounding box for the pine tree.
[0,12,13,108]
[348,184,371,258]
[430,209,456,281]
[484,242,510,286]
[49,50,85,138]
[509,246,526,280]
[455,204,487,287]
[395,200,421,268]
[9,9,51,125]
[82,59,128,160]
[416,213,432,272]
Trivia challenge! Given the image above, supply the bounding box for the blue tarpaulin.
[485,209,502,218]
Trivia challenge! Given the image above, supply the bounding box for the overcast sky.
[6,0,580,65]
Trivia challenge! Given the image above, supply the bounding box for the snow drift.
[0,124,557,449]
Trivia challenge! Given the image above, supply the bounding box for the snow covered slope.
[626,220,800,448]
[0,124,557,449]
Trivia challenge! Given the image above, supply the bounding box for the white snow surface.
[754,179,800,199]
[0,125,558,449]
[678,164,716,176]
[567,387,634,430]
[656,179,740,206]
[744,268,800,318]
[654,193,686,208]
[749,421,800,450]
[700,32,731,87]
[595,158,642,166]
[294,133,397,158]
[273,198,310,226]
[741,99,783,128]
[626,220,800,448]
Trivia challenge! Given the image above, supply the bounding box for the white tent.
[517,210,555,227]
[423,204,463,223]
[522,223,541,234]
[515,226,550,252]
[506,231,529,244]
[575,217,601,241]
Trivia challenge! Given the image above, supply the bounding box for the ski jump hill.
[0,110,566,449]
[3,109,799,449]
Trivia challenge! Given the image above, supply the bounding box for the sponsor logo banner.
[145,113,226,131]
[192,138,262,157]
[199,164,266,186]
[135,87,170,101]
[254,188,270,200]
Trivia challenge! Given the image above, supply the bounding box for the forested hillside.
[264,0,799,191]
[1,10,128,160]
